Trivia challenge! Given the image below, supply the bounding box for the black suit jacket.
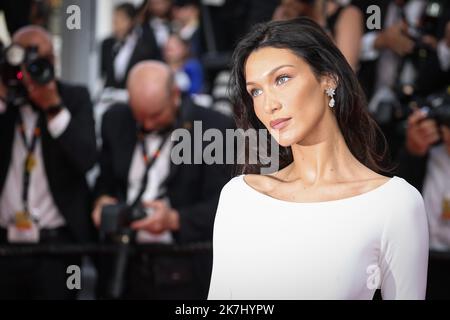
[0,82,97,243]
[0,1,32,35]
[95,97,234,297]
[95,96,234,242]
[395,146,429,192]
[100,24,161,89]
[353,0,391,99]
[354,0,450,161]
[354,0,450,98]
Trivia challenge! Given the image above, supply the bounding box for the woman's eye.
[275,75,290,86]
[250,88,262,97]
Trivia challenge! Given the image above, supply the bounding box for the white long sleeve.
[379,182,429,299]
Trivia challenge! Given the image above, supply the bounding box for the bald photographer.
[93,61,233,299]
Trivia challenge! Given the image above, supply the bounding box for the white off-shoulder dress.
[208,175,429,300]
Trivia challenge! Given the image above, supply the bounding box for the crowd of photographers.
[0,0,449,299]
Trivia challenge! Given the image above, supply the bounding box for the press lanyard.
[17,113,41,216]
[130,130,172,207]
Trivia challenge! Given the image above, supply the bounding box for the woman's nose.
[263,95,282,114]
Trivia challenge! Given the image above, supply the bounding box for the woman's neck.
[286,120,363,185]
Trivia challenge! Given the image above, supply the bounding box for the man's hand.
[0,80,6,101]
[22,68,61,111]
[406,109,440,156]
[421,35,438,50]
[92,195,118,228]
[445,21,450,48]
[442,125,450,156]
[0,81,6,113]
[375,21,414,56]
[130,200,180,234]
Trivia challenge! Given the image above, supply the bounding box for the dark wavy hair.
[230,17,391,175]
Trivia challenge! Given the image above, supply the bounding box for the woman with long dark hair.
[208,18,428,300]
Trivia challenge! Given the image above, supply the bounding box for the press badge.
[442,193,450,221]
[7,211,40,243]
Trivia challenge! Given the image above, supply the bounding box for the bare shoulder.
[244,174,282,194]
[245,170,391,190]
[366,171,391,182]
[337,5,363,29]
[341,5,363,20]
[348,171,393,196]
[364,173,392,186]
[244,168,393,203]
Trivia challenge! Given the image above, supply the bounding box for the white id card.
[7,222,40,243]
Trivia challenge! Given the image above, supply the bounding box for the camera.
[0,44,55,107]
[100,202,149,237]
[421,89,450,128]
[403,0,445,62]
[99,202,150,299]
[393,87,450,142]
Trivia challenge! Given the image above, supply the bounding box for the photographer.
[396,98,450,299]
[0,26,97,299]
[414,17,450,97]
[92,61,233,299]
[355,0,450,159]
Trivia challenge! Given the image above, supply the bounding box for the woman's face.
[148,0,172,18]
[245,47,332,147]
[113,10,133,39]
[173,5,198,25]
[164,35,188,63]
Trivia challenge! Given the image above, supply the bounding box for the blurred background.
[0,0,449,300]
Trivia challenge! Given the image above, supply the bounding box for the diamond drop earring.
[325,87,336,108]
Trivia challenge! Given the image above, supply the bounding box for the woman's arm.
[207,180,235,300]
[334,5,363,71]
[379,184,429,300]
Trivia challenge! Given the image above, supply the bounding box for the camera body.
[100,202,149,237]
[421,90,450,128]
[0,44,55,107]
[402,0,444,65]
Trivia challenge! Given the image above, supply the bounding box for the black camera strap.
[16,112,41,216]
[130,130,172,208]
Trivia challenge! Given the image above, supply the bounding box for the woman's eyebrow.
[246,64,295,86]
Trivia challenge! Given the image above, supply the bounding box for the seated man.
[92,61,234,299]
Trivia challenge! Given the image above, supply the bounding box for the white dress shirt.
[360,0,426,64]
[361,1,429,114]
[437,39,450,71]
[114,31,138,83]
[150,18,171,49]
[0,105,71,229]
[127,132,173,243]
[179,21,199,42]
[422,145,450,251]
